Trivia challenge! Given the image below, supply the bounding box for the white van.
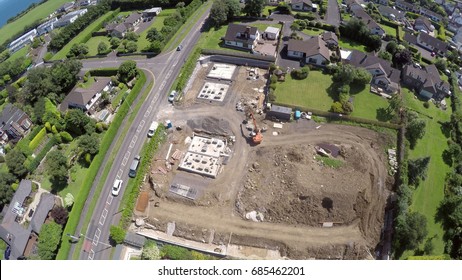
[147,121,159,137]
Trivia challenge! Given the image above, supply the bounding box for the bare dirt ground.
[138,62,395,259]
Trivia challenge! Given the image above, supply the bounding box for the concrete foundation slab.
[207,63,237,80]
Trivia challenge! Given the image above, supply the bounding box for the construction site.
[132,60,395,259]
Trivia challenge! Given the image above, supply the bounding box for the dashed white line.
[102,209,108,218]
[88,249,95,260]
[116,169,123,179]
[144,110,150,118]
[129,135,138,148]
[106,195,113,205]
[125,151,131,158]
[122,157,128,166]
[99,215,105,226]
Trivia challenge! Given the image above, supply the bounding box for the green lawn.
[52,11,114,60]
[379,24,398,38]
[262,5,275,16]
[86,36,111,56]
[4,47,29,63]
[0,0,70,46]
[350,86,390,121]
[302,28,324,36]
[137,8,175,51]
[400,88,451,258]
[338,37,367,52]
[274,71,335,111]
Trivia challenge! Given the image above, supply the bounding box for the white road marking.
[88,250,95,260]
[99,215,105,226]
[129,135,138,148]
[144,110,150,118]
[102,209,108,218]
[122,157,128,166]
[116,169,123,179]
[106,195,113,205]
[125,151,131,158]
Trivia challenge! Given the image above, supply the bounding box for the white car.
[168,91,177,102]
[112,179,123,196]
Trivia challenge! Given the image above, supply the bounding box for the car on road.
[168,90,177,102]
[177,45,183,51]
[112,179,123,196]
[129,155,141,178]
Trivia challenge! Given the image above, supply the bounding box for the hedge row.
[56,70,147,260]
[26,136,56,172]
[79,9,120,45]
[380,18,400,29]
[272,102,401,129]
[201,49,276,62]
[175,47,201,92]
[88,68,118,76]
[27,125,44,141]
[119,125,166,228]
[29,127,47,151]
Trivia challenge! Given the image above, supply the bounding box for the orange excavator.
[249,112,263,144]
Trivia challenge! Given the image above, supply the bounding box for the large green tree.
[394,211,428,252]
[407,157,430,186]
[46,150,68,188]
[405,111,426,149]
[210,0,228,26]
[0,172,16,209]
[117,60,137,83]
[5,150,27,177]
[243,0,265,17]
[146,28,163,42]
[64,109,91,136]
[78,133,100,156]
[37,221,62,260]
[109,226,126,244]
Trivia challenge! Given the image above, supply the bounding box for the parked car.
[128,155,141,178]
[112,179,123,196]
[168,90,177,102]
[177,45,183,51]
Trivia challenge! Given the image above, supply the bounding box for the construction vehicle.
[249,112,263,144]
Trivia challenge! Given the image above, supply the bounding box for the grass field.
[379,24,398,38]
[0,0,70,46]
[137,8,175,51]
[274,71,390,121]
[302,28,324,37]
[274,71,335,111]
[52,11,114,60]
[400,88,451,258]
[338,37,367,52]
[86,36,111,56]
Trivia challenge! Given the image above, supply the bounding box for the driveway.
[325,0,341,26]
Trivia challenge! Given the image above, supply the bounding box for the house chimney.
[245,26,251,38]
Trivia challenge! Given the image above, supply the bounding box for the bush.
[423,101,430,108]
[51,125,58,134]
[45,122,52,132]
[54,133,62,144]
[291,66,309,80]
[109,225,126,244]
[59,131,73,143]
[85,153,91,164]
[29,127,47,151]
[27,137,57,172]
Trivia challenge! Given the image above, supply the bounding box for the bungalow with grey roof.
[0,104,32,144]
[414,16,435,34]
[395,0,419,13]
[60,77,112,114]
[402,64,450,100]
[420,7,443,23]
[291,0,316,12]
[350,4,385,37]
[224,23,261,51]
[377,5,405,21]
[287,37,331,66]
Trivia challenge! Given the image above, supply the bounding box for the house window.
[21,119,31,130]
[308,58,317,64]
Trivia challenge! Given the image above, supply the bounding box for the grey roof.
[322,31,338,44]
[404,31,418,45]
[105,22,117,32]
[224,23,259,44]
[402,64,450,97]
[395,0,415,10]
[113,23,127,34]
[0,104,30,140]
[377,5,405,20]
[419,32,448,51]
[350,4,383,31]
[0,180,32,259]
[29,193,55,234]
[415,17,434,31]
[58,2,75,11]
[288,37,330,60]
[124,12,143,25]
[292,0,313,5]
[61,77,111,110]
[124,232,146,248]
[420,7,443,21]
[270,105,292,115]
[345,50,401,84]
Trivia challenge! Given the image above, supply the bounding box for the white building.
[54,8,87,28]
[8,29,37,53]
[264,26,280,40]
[37,18,58,35]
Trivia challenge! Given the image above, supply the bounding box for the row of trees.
[209,0,266,27]
[339,18,382,52]
[0,56,33,87]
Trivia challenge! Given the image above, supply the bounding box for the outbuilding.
[266,105,292,121]
[264,26,280,40]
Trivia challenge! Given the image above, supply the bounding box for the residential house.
[0,180,56,260]
[8,29,37,53]
[395,0,419,13]
[291,0,316,12]
[287,37,331,66]
[123,13,143,30]
[377,4,405,21]
[420,7,443,23]
[343,50,401,94]
[36,18,58,36]
[111,23,128,38]
[264,26,280,40]
[402,64,450,100]
[224,23,261,51]
[414,16,435,34]
[54,8,88,28]
[57,2,75,13]
[78,0,91,7]
[142,7,162,20]
[0,104,32,144]
[322,31,338,48]
[417,31,448,55]
[451,27,462,50]
[350,4,385,37]
[60,77,112,113]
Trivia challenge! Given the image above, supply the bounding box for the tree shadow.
[442,149,453,166]
[349,84,366,95]
[50,176,68,194]
[327,82,340,101]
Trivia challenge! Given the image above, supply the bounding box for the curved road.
[70,6,211,260]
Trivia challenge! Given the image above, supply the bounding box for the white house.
[224,23,260,51]
[264,26,280,40]
[291,0,315,12]
[8,29,37,53]
[142,7,162,19]
[36,18,58,35]
[54,8,87,28]
[287,37,330,66]
[60,77,112,113]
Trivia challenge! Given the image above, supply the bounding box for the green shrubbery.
[29,127,47,150]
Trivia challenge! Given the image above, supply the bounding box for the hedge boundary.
[56,69,147,260]
[201,49,276,62]
[29,127,47,151]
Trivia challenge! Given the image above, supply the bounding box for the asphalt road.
[326,0,341,27]
[71,7,211,260]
